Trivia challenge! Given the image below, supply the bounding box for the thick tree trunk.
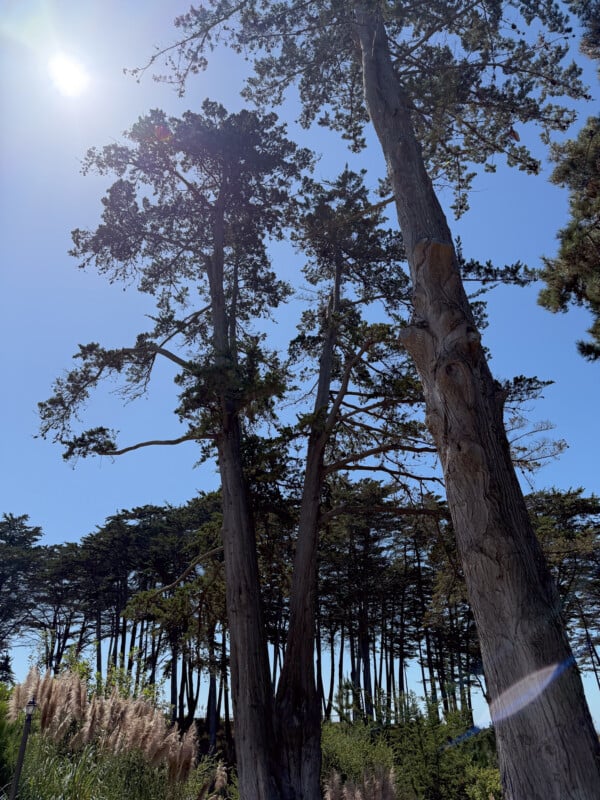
[354,7,600,798]
[217,420,279,800]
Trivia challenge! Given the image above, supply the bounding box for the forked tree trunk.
[274,435,325,800]
[354,7,600,798]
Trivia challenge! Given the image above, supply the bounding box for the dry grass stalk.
[324,768,397,800]
[7,667,42,721]
[213,762,228,792]
[194,761,229,800]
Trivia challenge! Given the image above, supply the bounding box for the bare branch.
[107,431,212,457]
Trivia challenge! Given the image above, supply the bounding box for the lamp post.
[8,697,36,800]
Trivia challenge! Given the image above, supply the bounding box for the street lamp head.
[25,698,36,717]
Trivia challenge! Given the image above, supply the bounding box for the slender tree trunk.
[273,433,325,800]
[353,7,600,798]
[325,634,336,720]
[170,642,178,726]
[338,624,345,697]
[207,667,218,752]
[414,540,438,709]
[274,262,346,799]
[119,609,128,669]
[134,619,146,694]
[358,603,374,719]
[579,605,600,692]
[95,611,102,677]
[209,192,278,800]
[127,620,137,675]
[178,654,186,726]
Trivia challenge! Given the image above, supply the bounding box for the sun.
[47,53,90,97]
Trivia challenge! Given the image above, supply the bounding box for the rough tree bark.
[353,6,600,799]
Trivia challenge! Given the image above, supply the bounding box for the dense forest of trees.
[2,486,599,730]
[2,1,599,800]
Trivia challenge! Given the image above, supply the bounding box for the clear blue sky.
[1,0,598,722]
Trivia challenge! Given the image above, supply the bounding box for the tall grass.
[8,668,197,781]
[13,736,231,800]
[5,669,235,800]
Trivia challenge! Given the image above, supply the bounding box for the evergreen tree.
[154,3,600,796]
[39,130,443,797]
[0,514,43,674]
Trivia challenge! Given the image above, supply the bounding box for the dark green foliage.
[164,1,589,214]
[567,0,600,68]
[538,115,600,359]
[321,719,394,784]
[386,700,501,800]
[38,101,311,459]
[0,514,43,656]
[526,488,600,674]
[0,684,20,792]
[321,706,501,800]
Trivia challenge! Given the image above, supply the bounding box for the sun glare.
[47,53,90,97]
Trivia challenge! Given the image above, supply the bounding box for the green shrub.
[321,720,395,784]
[464,765,502,800]
[387,699,501,800]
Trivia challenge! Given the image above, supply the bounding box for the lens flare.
[490,658,574,724]
[444,657,576,750]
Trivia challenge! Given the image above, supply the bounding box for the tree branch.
[106,431,212,456]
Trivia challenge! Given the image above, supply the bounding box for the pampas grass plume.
[10,668,202,784]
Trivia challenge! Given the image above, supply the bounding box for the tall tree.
[39,101,310,800]
[39,109,440,797]
[273,167,426,797]
[155,2,600,797]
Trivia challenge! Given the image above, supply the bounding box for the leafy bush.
[321,695,502,800]
[321,720,395,784]
[387,698,501,800]
[464,765,502,800]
